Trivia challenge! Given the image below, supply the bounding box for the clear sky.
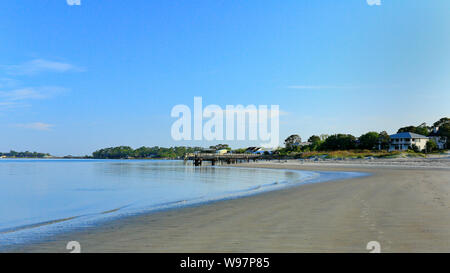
[1,0,449,156]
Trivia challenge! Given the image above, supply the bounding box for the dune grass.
[296,150,426,159]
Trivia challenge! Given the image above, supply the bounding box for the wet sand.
[9,161,450,253]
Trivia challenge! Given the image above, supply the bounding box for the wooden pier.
[184,153,261,166]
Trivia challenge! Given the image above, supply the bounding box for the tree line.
[283,132,389,153]
[92,146,204,159]
[282,117,449,154]
[93,117,449,159]
[0,151,51,158]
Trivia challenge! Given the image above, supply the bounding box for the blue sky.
[1,0,449,156]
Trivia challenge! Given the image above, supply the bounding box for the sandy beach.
[9,157,450,253]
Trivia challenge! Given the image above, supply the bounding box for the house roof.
[389,132,428,139]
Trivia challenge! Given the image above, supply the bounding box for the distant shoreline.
[1,150,448,162]
[0,157,181,160]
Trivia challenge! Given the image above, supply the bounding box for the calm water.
[0,159,362,247]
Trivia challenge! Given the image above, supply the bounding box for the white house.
[245,147,261,153]
[254,148,274,155]
[215,149,229,155]
[287,141,311,149]
[388,132,428,151]
[429,136,447,150]
[245,147,273,155]
[429,127,448,150]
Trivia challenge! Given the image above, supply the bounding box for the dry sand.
[9,159,450,253]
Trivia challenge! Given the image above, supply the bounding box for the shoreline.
[1,167,363,252]
[0,150,448,161]
[5,160,450,253]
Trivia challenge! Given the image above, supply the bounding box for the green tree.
[308,135,321,144]
[307,135,322,151]
[397,126,429,136]
[134,146,155,158]
[284,134,301,150]
[320,134,356,150]
[425,139,438,153]
[0,150,50,158]
[209,144,231,151]
[435,119,450,149]
[233,148,247,154]
[433,117,450,128]
[440,124,450,148]
[359,132,380,150]
[92,146,204,159]
[378,131,390,150]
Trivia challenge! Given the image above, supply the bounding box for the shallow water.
[0,159,363,247]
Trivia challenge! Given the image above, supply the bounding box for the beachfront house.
[429,127,448,150]
[298,141,312,147]
[245,147,262,153]
[215,149,229,155]
[388,132,428,151]
[253,148,274,155]
[245,147,273,155]
[429,136,447,150]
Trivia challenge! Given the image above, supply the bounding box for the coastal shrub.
[410,144,420,153]
[296,150,405,159]
[425,140,438,153]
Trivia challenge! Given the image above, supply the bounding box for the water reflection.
[0,159,317,245]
